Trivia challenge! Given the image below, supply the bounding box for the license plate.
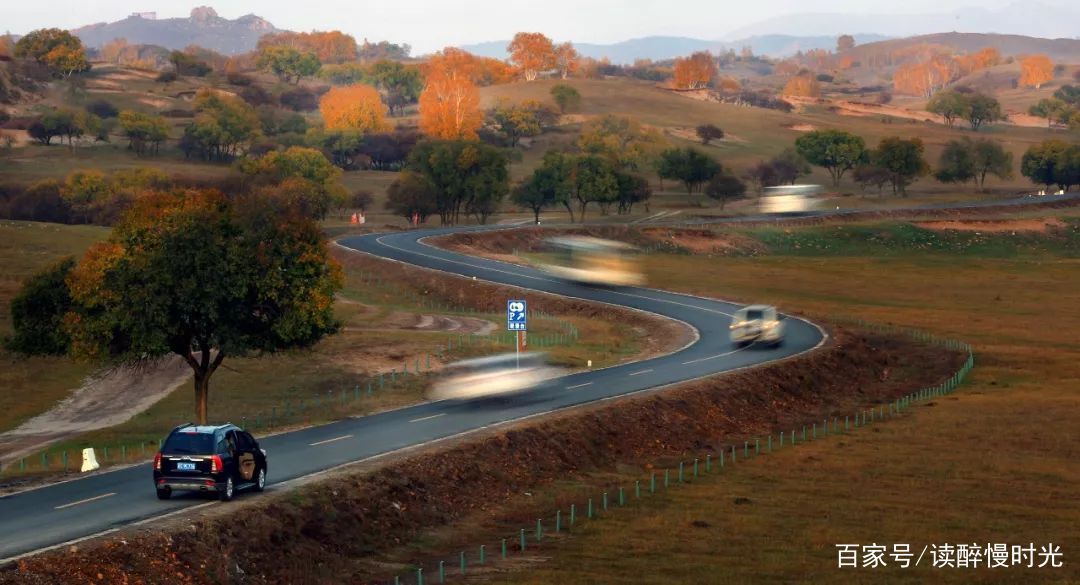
[177,462,196,471]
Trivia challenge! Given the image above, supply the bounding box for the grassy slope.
[0,221,108,433]
[497,222,1080,584]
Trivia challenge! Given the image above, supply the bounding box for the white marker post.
[507,299,527,370]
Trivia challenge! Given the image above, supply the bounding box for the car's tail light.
[211,455,223,473]
[153,452,162,471]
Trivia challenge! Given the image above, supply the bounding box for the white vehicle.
[729,304,785,348]
[759,185,824,215]
[427,352,566,402]
[539,236,645,287]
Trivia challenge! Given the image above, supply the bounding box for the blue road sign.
[507,300,527,331]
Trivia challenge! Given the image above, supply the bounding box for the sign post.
[507,300,527,370]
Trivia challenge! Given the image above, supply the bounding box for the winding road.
[0,227,825,563]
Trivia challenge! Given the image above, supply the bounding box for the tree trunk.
[193,371,209,426]
[182,348,226,425]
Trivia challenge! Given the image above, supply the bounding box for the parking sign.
[507,300,527,331]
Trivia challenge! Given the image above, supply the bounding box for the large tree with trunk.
[49,189,342,424]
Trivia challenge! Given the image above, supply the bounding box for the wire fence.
[381,321,975,585]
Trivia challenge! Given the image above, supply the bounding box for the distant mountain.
[72,6,278,55]
[460,34,891,64]
[846,32,1080,63]
[724,1,1080,41]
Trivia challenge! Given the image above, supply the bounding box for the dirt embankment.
[3,328,966,584]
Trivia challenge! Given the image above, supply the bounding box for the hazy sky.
[4,0,1069,54]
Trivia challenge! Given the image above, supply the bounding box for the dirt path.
[0,356,193,464]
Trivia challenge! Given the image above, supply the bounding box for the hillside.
[461,34,890,63]
[72,7,278,54]
[844,32,1080,64]
[725,1,1080,40]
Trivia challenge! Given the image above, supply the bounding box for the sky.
[4,0,1072,54]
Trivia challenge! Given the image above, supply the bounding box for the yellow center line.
[55,492,117,510]
[309,434,353,447]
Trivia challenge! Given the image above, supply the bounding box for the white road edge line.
[682,347,747,365]
[54,492,116,510]
[565,382,593,389]
[628,369,653,376]
[409,413,446,423]
[309,434,353,447]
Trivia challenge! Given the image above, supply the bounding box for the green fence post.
[556,510,561,532]
[460,551,466,575]
[706,454,712,472]
[731,445,736,463]
[63,451,68,471]
[502,539,507,559]
[802,426,806,442]
[427,355,431,370]
[394,576,399,585]
[813,423,817,440]
[520,528,527,551]
[768,435,772,452]
[650,472,656,493]
[122,445,127,462]
[42,453,48,470]
[635,480,641,498]
[438,561,445,583]
[416,568,423,585]
[678,462,684,483]
[480,544,486,565]
[756,438,760,455]
[744,441,749,458]
[845,416,849,432]
[588,498,593,519]
[570,503,576,525]
[619,486,625,506]
[536,519,543,541]
[20,458,25,472]
[693,458,698,478]
[664,469,670,488]
[103,446,108,462]
[603,492,608,511]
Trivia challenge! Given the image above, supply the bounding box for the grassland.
[489,219,1080,584]
[0,221,107,433]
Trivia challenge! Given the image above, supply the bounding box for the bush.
[227,71,253,86]
[3,180,73,223]
[156,70,177,83]
[86,99,119,119]
[877,91,893,105]
[5,257,75,355]
[161,108,194,118]
[280,87,318,111]
[239,85,274,107]
[0,109,9,125]
[816,73,835,83]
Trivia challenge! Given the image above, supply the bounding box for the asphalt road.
[0,227,825,562]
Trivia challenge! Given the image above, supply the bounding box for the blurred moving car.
[729,304,785,348]
[539,236,645,287]
[759,185,824,215]
[153,423,267,501]
[428,352,566,402]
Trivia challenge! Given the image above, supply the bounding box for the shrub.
[280,87,318,111]
[86,99,119,119]
[239,85,274,107]
[156,70,177,83]
[226,71,252,86]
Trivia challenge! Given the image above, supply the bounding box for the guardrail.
[381,321,974,585]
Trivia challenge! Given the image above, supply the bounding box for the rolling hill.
[845,32,1080,64]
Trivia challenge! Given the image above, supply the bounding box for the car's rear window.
[162,432,215,454]
[745,309,765,320]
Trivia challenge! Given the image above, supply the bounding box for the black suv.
[153,423,268,501]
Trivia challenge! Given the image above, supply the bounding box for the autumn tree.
[836,35,856,52]
[927,90,969,127]
[488,99,557,147]
[705,172,747,209]
[553,42,580,79]
[418,48,483,140]
[14,28,90,78]
[385,171,438,223]
[578,114,664,172]
[507,32,556,81]
[550,84,581,113]
[672,52,716,89]
[368,60,423,116]
[237,147,347,219]
[257,46,321,84]
[1029,98,1075,129]
[1020,55,1054,89]
[871,136,929,196]
[965,93,1003,131]
[795,129,868,186]
[406,140,509,224]
[569,155,619,220]
[257,31,359,64]
[319,85,391,133]
[782,74,821,97]
[118,110,170,156]
[656,147,721,203]
[696,124,724,145]
[51,190,342,424]
[180,90,261,161]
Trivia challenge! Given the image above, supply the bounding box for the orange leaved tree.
[554,42,579,80]
[1020,55,1054,89]
[507,32,555,81]
[672,52,716,89]
[419,48,483,140]
[783,74,821,97]
[319,84,391,132]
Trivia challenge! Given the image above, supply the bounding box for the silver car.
[729,305,785,348]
